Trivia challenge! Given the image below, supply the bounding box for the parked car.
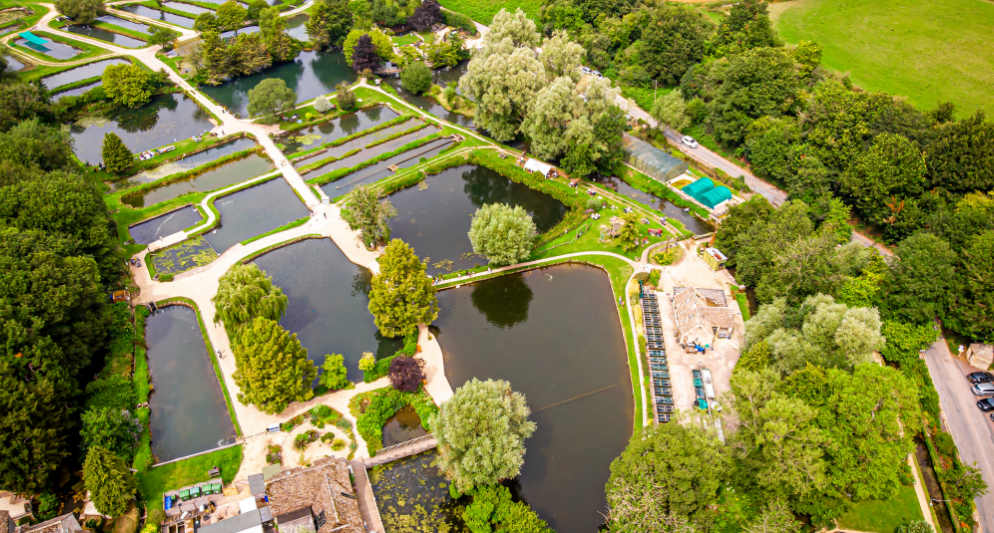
[592,70,603,78]
[681,136,699,149]
[977,398,994,412]
[972,382,994,396]
[968,371,993,384]
[580,66,592,75]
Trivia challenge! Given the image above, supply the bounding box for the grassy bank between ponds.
[106,133,254,185]
[363,122,430,149]
[295,148,361,174]
[136,445,242,510]
[239,216,309,245]
[277,98,378,132]
[156,297,242,436]
[286,113,419,160]
[167,0,220,11]
[237,234,323,264]
[134,1,198,20]
[5,29,113,63]
[307,132,445,186]
[18,54,135,82]
[117,145,268,204]
[133,306,154,471]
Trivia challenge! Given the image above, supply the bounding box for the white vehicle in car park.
[592,70,603,78]
[580,66,592,75]
[972,382,994,396]
[681,136,699,149]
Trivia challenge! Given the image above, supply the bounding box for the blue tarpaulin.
[19,31,48,45]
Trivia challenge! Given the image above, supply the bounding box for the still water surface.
[203,177,309,252]
[117,4,196,28]
[124,153,274,208]
[129,205,203,244]
[67,24,146,47]
[41,58,131,90]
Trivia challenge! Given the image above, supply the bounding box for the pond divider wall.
[151,441,241,468]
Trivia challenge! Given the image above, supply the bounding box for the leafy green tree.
[358,352,376,372]
[335,81,357,110]
[83,446,136,517]
[651,91,690,131]
[313,96,333,113]
[521,76,577,159]
[55,0,103,24]
[0,119,74,172]
[305,0,352,49]
[400,61,432,95]
[408,0,442,31]
[563,104,627,177]
[616,211,642,251]
[744,500,801,533]
[708,0,779,56]
[463,485,552,533]
[487,8,541,47]
[216,0,247,31]
[245,0,268,20]
[607,422,730,525]
[342,28,394,66]
[640,4,713,85]
[736,340,771,372]
[840,133,926,225]
[468,203,537,267]
[898,522,935,533]
[368,239,438,337]
[199,30,230,83]
[539,29,583,81]
[147,25,180,50]
[260,7,300,62]
[194,12,220,33]
[0,83,51,134]
[230,32,273,75]
[103,64,159,109]
[952,230,994,340]
[432,378,536,491]
[342,184,396,248]
[36,493,61,521]
[80,407,141,462]
[213,263,288,339]
[878,233,956,324]
[233,317,317,414]
[318,354,350,390]
[926,111,994,194]
[247,78,296,117]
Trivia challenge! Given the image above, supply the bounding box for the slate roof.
[265,458,362,533]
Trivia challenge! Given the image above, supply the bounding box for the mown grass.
[772,0,994,116]
[835,482,923,533]
[437,0,541,24]
[391,33,420,46]
[136,446,242,510]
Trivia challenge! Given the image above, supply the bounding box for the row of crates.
[642,295,673,423]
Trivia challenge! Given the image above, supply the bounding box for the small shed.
[699,186,733,209]
[703,247,727,271]
[248,473,267,497]
[967,344,993,370]
[622,134,688,182]
[523,158,556,178]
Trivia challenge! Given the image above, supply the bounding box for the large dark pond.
[591,174,711,235]
[120,137,258,186]
[386,164,566,275]
[129,205,203,244]
[434,265,633,532]
[117,4,195,28]
[124,153,274,208]
[4,55,25,72]
[203,177,309,252]
[71,93,215,164]
[250,238,403,382]
[41,58,131,90]
[14,37,80,60]
[202,50,354,117]
[280,106,399,155]
[67,25,146,48]
[145,305,237,463]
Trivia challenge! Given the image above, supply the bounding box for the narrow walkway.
[348,459,385,533]
[363,435,437,467]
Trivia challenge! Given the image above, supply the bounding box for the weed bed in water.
[369,450,468,532]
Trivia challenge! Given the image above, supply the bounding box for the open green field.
[772,0,994,116]
[438,0,540,24]
[835,482,923,533]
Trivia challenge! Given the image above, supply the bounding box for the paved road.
[923,340,994,531]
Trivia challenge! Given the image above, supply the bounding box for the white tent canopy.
[523,158,555,176]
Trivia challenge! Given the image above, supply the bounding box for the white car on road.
[681,136,699,149]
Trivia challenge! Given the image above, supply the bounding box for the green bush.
[330,439,346,451]
[348,387,437,455]
[934,431,956,459]
[159,273,174,282]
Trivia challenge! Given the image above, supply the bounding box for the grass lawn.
[437,0,541,24]
[620,85,674,115]
[531,205,673,261]
[772,0,994,116]
[391,33,420,46]
[836,482,924,533]
[137,445,243,509]
[735,293,750,321]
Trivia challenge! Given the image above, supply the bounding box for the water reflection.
[121,137,258,186]
[381,406,427,447]
[53,81,101,101]
[203,177,309,252]
[117,4,196,28]
[129,205,203,244]
[67,25,146,48]
[123,153,274,208]
[95,14,151,33]
[250,238,403,381]
[469,273,533,329]
[280,106,396,154]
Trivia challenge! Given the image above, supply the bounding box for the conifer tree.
[233,317,316,414]
[84,446,136,517]
[101,133,133,174]
[368,239,438,338]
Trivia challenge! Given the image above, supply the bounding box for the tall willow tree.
[213,263,288,339]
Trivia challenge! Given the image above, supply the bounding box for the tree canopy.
[368,239,438,338]
[84,446,137,517]
[233,317,317,414]
[247,78,296,116]
[400,61,432,95]
[342,184,396,248]
[468,203,537,266]
[213,263,288,339]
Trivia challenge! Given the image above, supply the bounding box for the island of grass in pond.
[322,137,453,192]
[129,205,203,244]
[250,238,403,382]
[123,152,274,208]
[280,106,399,155]
[299,126,438,181]
[204,178,310,253]
[370,450,467,531]
[150,235,218,276]
[434,264,633,532]
[71,93,215,164]
[386,165,567,275]
[145,305,236,462]
[118,137,259,187]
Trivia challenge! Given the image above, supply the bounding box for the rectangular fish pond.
[145,304,237,463]
[385,164,567,276]
[40,58,131,90]
[250,238,403,383]
[71,93,215,164]
[298,126,438,181]
[149,235,218,276]
[161,1,214,15]
[369,450,468,531]
[321,137,453,194]
[433,265,634,532]
[66,24,146,48]
[94,14,152,33]
[203,177,310,253]
[280,106,400,155]
[117,4,195,28]
[129,205,203,245]
[53,81,101,101]
[122,152,275,208]
[201,50,355,117]
[116,137,259,187]
[290,118,421,165]
[13,36,81,60]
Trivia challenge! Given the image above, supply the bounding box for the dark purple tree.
[389,356,425,392]
[351,34,381,73]
[408,0,443,32]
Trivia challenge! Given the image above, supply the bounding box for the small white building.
[523,159,556,179]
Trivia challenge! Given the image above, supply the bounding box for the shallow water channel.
[53,81,102,101]
[387,164,567,275]
[290,118,420,166]
[14,37,80,60]
[67,24,146,48]
[117,4,196,28]
[202,50,355,117]
[145,305,236,463]
[321,137,453,194]
[95,14,152,33]
[203,177,309,253]
[129,205,203,244]
[434,265,633,532]
[119,137,259,186]
[123,152,275,208]
[71,93,215,164]
[280,106,399,155]
[41,58,131,90]
[591,174,712,234]
[250,238,403,382]
[298,125,438,181]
